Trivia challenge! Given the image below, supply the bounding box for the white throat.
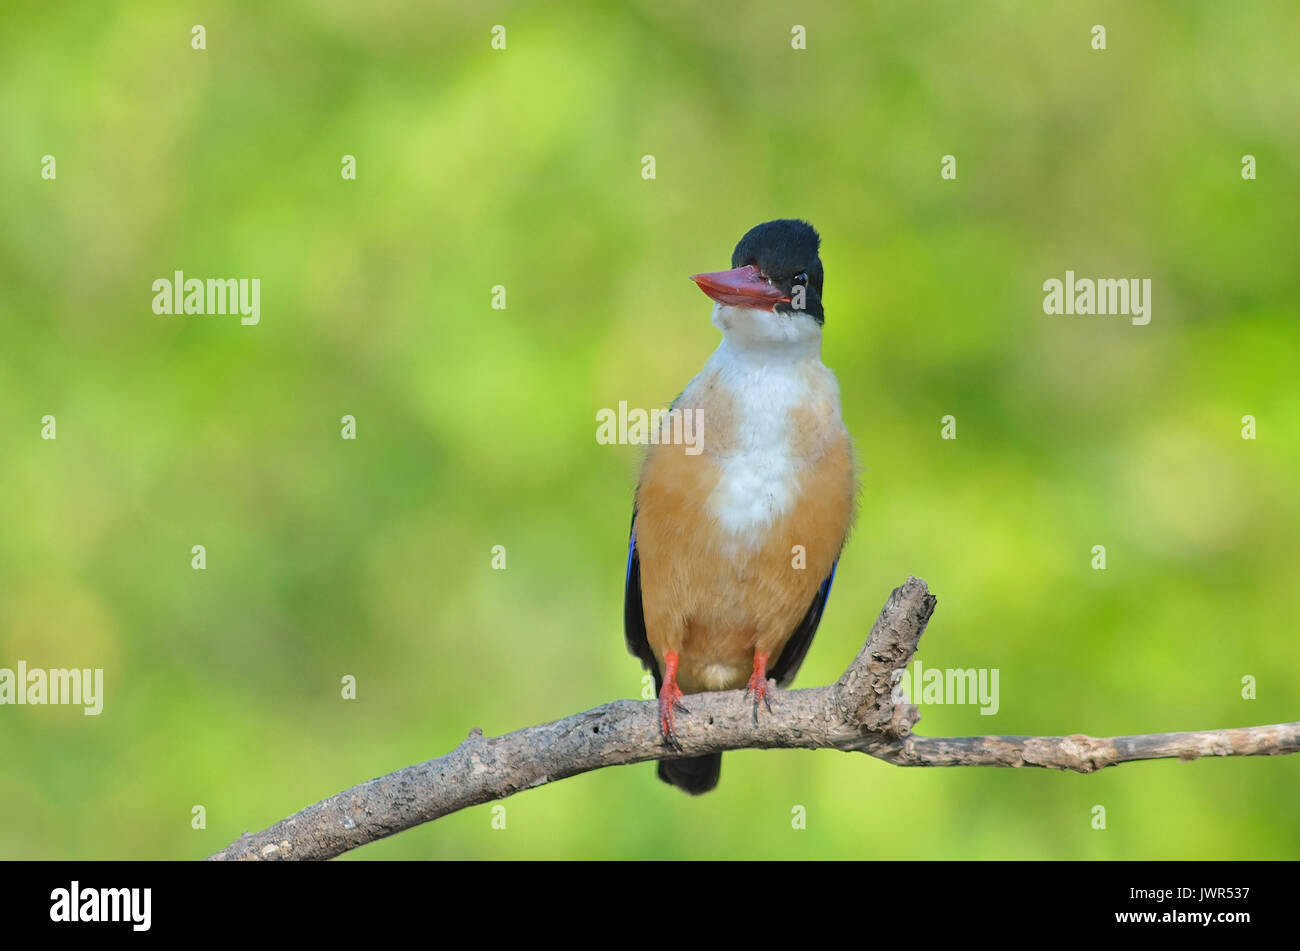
[690,305,839,552]
[710,302,823,360]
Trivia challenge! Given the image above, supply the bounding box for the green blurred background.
[1,1,1297,859]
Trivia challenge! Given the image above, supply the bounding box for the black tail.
[657,754,722,795]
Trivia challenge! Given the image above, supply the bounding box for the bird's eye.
[792,272,808,285]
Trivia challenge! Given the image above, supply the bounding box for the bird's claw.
[659,681,687,751]
[745,654,774,724]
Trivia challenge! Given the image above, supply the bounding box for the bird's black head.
[731,219,824,321]
[691,219,825,324]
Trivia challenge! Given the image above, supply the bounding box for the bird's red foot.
[745,652,773,723]
[658,650,689,751]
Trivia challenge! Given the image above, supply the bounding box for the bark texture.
[210,577,1299,860]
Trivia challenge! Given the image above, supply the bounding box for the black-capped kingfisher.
[624,219,857,794]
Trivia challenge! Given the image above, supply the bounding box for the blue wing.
[623,508,662,692]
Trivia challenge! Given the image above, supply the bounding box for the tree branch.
[210,576,1300,860]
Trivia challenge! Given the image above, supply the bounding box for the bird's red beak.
[690,265,790,309]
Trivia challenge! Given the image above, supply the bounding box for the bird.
[624,218,857,794]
